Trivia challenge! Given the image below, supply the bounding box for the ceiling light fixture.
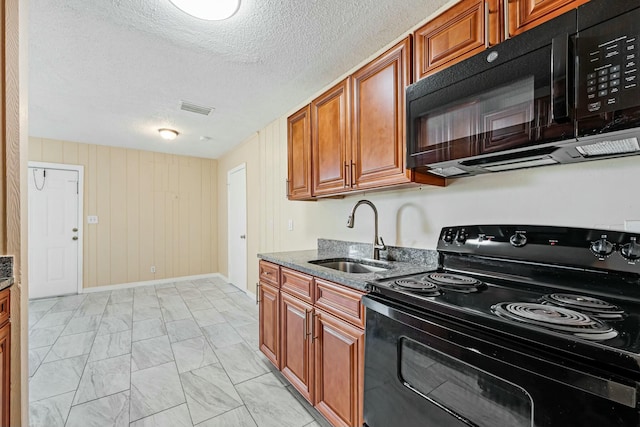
[158,128,179,140]
[169,0,240,21]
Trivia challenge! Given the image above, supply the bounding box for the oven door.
[362,295,640,427]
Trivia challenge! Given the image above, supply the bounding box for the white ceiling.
[29,0,450,159]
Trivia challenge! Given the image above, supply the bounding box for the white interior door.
[228,164,247,291]
[28,166,80,299]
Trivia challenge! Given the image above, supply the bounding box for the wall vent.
[180,100,214,116]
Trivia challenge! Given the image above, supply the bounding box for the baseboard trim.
[80,273,226,294]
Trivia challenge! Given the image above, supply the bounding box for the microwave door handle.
[551,33,570,123]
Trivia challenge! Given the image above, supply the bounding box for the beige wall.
[3,0,29,424]
[217,133,261,295]
[29,137,219,288]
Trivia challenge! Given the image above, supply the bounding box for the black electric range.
[363,225,640,427]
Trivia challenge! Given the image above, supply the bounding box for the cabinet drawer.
[314,278,365,328]
[259,260,280,287]
[281,268,314,303]
[0,289,9,327]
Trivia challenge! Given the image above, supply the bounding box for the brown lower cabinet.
[0,288,10,426]
[258,261,365,427]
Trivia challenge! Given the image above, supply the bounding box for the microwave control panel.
[576,7,640,117]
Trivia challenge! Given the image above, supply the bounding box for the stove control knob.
[456,229,468,244]
[509,233,527,247]
[620,239,640,261]
[442,229,455,244]
[590,238,614,257]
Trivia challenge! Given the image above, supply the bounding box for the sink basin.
[309,258,389,274]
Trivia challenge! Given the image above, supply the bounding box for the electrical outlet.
[288,219,294,231]
[87,215,98,224]
[150,266,156,273]
[624,220,640,232]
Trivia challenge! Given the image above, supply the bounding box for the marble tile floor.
[28,277,331,427]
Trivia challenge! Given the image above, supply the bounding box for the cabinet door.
[259,282,280,369]
[507,0,589,38]
[351,37,412,190]
[314,310,364,427]
[312,79,351,196]
[280,292,314,403]
[414,0,500,80]
[0,322,9,427]
[287,105,313,200]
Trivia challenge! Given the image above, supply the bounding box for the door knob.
[72,236,78,241]
[72,228,78,232]
[240,235,246,239]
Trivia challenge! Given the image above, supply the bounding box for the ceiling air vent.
[179,100,214,116]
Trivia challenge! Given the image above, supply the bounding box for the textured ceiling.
[29,0,450,159]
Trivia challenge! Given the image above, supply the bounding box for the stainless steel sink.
[309,258,389,274]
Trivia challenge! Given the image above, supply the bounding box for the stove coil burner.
[423,273,485,293]
[392,279,440,296]
[491,302,618,341]
[541,294,625,320]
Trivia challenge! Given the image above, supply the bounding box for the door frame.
[28,161,85,295]
[227,163,247,290]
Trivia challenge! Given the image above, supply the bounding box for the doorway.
[28,162,84,299]
[227,164,247,291]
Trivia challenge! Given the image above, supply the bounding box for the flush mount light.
[169,0,240,20]
[158,128,179,140]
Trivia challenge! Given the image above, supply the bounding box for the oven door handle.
[551,33,570,123]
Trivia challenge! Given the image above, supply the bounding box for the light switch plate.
[87,215,99,224]
[288,219,294,231]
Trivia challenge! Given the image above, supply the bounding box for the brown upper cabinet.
[414,0,589,80]
[311,79,352,197]
[352,37,442,190]
[414,0,501,80]
[287,105,313,200]
[289,37,444,200]
[507,0,590,38]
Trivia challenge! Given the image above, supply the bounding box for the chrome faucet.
[347,199,386,260]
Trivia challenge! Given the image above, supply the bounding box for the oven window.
[399,337,533,427]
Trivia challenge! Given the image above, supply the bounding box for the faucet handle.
[375,236,386,250]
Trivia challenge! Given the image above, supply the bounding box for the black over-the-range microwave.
[406,1,640,177]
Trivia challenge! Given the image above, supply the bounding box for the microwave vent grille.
[576,138,640,157]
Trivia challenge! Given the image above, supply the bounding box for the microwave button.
[610,87,620,94]
[587,72,596,79]
[598,69,609,76]
[610,79,621,87]
[587,85,596,93]
[588,101,602,112]
[598,76,608,83]
[587,78,597,86]
[611,65,621,72]
[610,72,621,79]
[627,44,636,51]
[598,83,608,90]
[607,98,617,105]
[588,93,596,99]
[598,89,608,97]
[625,83,638,89]
[626,61,636,68]
[628,53,636,60]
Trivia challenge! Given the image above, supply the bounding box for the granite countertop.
[258,239,439,291]
[0,277,14,292]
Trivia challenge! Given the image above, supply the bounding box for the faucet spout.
[346,200,387,260]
